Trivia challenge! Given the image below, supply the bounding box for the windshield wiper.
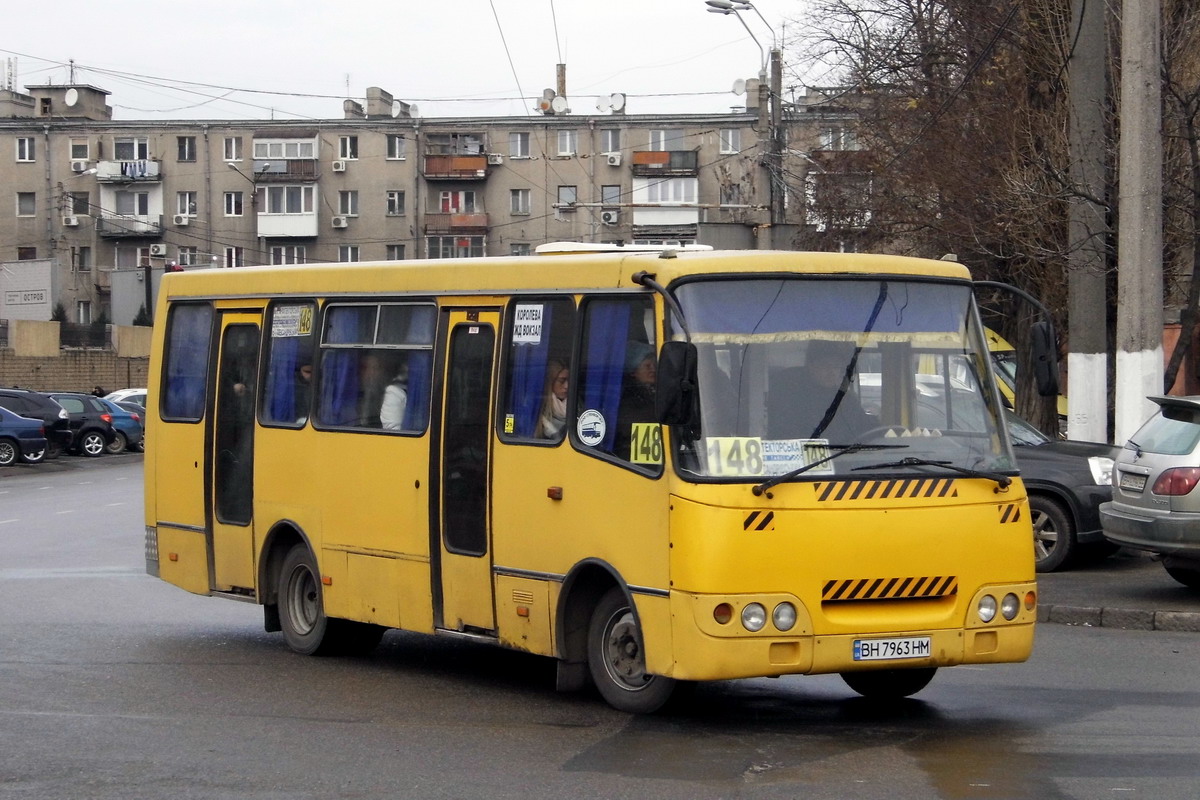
[752,443,908,497]
[850,456,1011,489]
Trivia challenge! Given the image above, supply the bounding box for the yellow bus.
[144,246,1039,712]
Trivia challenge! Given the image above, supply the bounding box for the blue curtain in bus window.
[400,305,436,430]
[582,301,630,452]
[164,304,212,420]
[264,336,300,423]
[318,306,372,425]
[508,304,554,437]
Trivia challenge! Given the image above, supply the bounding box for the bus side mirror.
[1031,320,1060,397]
[656,341,699,426]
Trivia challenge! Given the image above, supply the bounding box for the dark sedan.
[0,405,48,465]
[0,388,72,458]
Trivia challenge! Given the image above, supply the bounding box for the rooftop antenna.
[68,59,76,84]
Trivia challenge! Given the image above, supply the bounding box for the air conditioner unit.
[173,214,190,226]
[62,215,79,227]
[149,244,168,257]
[600,210,620,226]
[487,153,503,165]
[331,215,349,228]
[606,152,622,167]
[331,160,347,172]
[70,160,88,173]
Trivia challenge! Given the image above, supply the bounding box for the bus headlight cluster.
[977,593,1022,623]
[713,601,798,632]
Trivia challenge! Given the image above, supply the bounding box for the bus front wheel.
[587,587,676,713]
[840,667,937,699]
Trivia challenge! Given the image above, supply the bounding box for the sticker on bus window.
[630,423,663,465]
[577,409,606,447]
[272,305,313,338]
[504,414,515,434]
[705,437,834,476]
[512,304,544,344]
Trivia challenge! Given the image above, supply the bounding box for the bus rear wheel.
[840,667,937,699]
[587,587,676,713]
[277,544,384,656]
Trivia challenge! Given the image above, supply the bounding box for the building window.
[224,246,244,267]
[338,190,359,216]
[70,138,89,160]
[719,129,741,154]
[386,244,405,260]
[224,136,243,161]
[70,192,90,215]
[427,235,484,258]
[264,185,314,214]
[270,245,307,265]
[16,137,35,162]
[601,129,620,154]
[253,139,316,159]
[339,135,359,160]
[176,191,198,216]
[77,300,92,324]
[114,137,150,161]
[178,246,198,266]
[601,185,622,207]
[649,129,684,151]
[386,190,405,216]
[338,246,360,262]
[16,192,36,216]
[509,243,532,256]
[17,246,37,260]
[386,135,406,160]
[510,188,530,215]
[177,136,197,162]
[644,177,697,204]
[115,191,150,215]
[224,191,244,217]
[557,185,577,209]
[74,246,92,271]
[557,130,577,157]
[819,127,858,151]
[509,132,530,159]
[438,190,476,213]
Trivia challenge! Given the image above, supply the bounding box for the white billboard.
[0,259,55,321]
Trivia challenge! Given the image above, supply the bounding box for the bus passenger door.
[436,309,499,633]
[210,314,260,591]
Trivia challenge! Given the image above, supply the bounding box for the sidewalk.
[1036,549,1200,632]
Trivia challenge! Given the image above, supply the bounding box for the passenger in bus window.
[380,357,410,431]
[357,352,388,427]
[535,360,569,439]
[614,342,657,459]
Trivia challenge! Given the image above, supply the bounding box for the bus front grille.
[822,575,958,602]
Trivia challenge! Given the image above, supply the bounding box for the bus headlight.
[741,603,767,632]
[1001,593,1020,620]
[772,602,797,632]
[978,595,997,623]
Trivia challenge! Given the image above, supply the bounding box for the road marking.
[105,502,125,507]
[55,510,75,515]
[0,519,18,525]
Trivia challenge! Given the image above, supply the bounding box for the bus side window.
[162,303,214,421]
[500,298,576,442]
[261,301,316,426]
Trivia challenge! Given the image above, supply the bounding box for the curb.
[1038,604,1200,633]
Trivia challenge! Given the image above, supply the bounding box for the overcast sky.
[2,0,821,122]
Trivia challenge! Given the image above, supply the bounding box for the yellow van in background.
[986,328,1068,421]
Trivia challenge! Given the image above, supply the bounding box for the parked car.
[104,388,148,410]
[0,405,48,465]
[0,387,72,458]
[1102,395,1200,589]
[44,392,116,457]
[1007,411,1119,572]
[96,398,144,454]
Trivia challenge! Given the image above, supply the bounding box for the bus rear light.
[713,603,733,625]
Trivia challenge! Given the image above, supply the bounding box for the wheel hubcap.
[603,609,652,691]
[287,566,319,635]
[1032,509,1057,559]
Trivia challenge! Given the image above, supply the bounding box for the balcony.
[95,160,162,183]
[631,150,698,177]
[96,215,163,238]
[257,212,318,238]
[423,212,489,234]
[422,154,489,180]
[252,159,319,183]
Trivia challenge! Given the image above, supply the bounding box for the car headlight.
[741,603,767,632]
[978,595,997,623]
[1089,456,1114,486]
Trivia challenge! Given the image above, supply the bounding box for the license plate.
[1119,473,1147,492]
[853,636,932,661]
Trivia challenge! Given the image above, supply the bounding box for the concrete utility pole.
[1066,0,1110,442]
[1115,0,1164,442]
[768,47,786,249]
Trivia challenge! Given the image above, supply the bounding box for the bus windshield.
[672,277,1015,481]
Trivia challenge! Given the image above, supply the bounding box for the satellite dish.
[609,92,626,112]
[64,87,79,107]
[732,78,746,96]
[551,95,568,114]
[391,99,403,118]
[408,103,420,118]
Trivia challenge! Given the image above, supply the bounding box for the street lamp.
[226,161,261,207]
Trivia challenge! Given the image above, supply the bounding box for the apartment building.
[0,82,853,325]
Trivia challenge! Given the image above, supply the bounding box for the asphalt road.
[2,455,1200,799]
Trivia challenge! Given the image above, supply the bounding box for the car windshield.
[670,276,1015,481]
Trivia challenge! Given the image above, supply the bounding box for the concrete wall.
[1,321,150,391]
[9,320,60,357]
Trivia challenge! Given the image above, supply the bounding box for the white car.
[104,388,147,409]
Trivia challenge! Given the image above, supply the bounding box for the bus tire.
[587,587,675,713]
[840,667,937,699]
[278,544,338,656]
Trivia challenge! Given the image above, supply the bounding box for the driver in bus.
[778,340,874,444]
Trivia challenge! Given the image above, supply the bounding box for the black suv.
[45,392,117,457]
[0,388,73,458]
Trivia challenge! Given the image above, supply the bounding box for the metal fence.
[59,322,112,349]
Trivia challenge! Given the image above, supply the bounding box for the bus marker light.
[516,606,530,618]
[547,486,563,500]
[1024,591,1036,611]
[322,576,333,586]
[713,603,733,625]
[168,552,178,562]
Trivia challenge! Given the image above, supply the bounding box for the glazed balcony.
[423,154,489,180]
[631,150,698,177]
